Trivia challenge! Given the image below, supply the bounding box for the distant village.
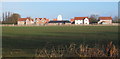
[18,15,113,26]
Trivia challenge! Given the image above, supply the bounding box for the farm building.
[71,17,90,25]
[35,18,49,25]
[70,19,74,24]
[18,18,34,25]
[98,17,112,24]
[57,15,62,21]
[48,20,71,25]
[47,15,71,25]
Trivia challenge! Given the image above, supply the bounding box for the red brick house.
[35,18,50,25]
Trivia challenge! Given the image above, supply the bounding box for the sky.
[2,0,120,2]
[1,2,119,20]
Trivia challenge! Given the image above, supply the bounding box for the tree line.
[2,12,21,24]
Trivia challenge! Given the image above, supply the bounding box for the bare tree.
[113,16,120,23]
[89,14,99,24]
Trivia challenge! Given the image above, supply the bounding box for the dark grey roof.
[48,20,71,23]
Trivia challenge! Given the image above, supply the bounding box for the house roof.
[35,18,47,20]
[49,20,70,23]
[53,19,57,21]
[74,17,88,20]
[31,19,34,21]
[99,17,112,20]
[18,18,32,21]
[35,18,49,22]
[35,18,42,20]
[70,19,74,22]
[46,19,50,22]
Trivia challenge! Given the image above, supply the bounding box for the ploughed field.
[2,26,119,57]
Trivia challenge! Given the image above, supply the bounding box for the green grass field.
[2,26,119,57]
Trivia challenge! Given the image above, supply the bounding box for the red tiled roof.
[35,18,47,20]
[70,19,74,22]
[74,17,88,20]
[35,18,42,20]
[99,17,112,20]
[46,19,50,22]
[43,18,47,20]
[53,19,57,21]
[18,18,34,21]
[18,18,30,21]
[31,19,34,21]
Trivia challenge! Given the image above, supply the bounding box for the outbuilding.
[98,17,112,24]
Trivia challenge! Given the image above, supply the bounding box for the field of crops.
[2,26,119,57]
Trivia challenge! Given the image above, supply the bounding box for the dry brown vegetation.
[34,41,119,57]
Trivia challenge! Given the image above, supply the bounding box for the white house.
[73,17,90,25]
[84,18,90,24]
[98,17,112,24]
[18,18,34,25]
[18,18,27,25]
[25,19,34,25]
[18,20,25,25]
[75,20,83,24]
